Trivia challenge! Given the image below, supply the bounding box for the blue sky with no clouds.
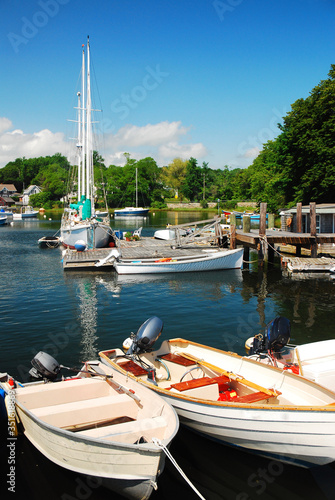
[0,0,334,170]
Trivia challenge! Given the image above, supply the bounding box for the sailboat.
[114,168,149,217]
[60,37,111,249]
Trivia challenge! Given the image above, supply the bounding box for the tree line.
[1,65,334,212]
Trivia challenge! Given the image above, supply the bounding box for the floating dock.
[282,256,335,273]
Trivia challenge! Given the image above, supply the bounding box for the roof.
[283,204,335,214]
[0,184,17,192]
[23,185,42,195]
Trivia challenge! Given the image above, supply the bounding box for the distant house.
[22,185,42,205]
[0,184,18,207]
[282,203,335,234]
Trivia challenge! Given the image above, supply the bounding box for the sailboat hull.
[60,221,110,249]
[114,208,149,217]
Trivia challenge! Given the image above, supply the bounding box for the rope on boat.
[152,438,207,500]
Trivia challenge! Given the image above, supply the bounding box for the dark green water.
[1,212,334,499]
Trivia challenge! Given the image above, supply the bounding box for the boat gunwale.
[99,337,335,412]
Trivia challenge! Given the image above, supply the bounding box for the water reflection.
[76,280,99,360]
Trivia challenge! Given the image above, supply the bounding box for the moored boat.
[60,37,111,249]
[13,206,39,219]
[113,247,243,275]
[99,316,335,468]
[38,235,61,248]
[0,214,7,225]
[0,355,179,500]
[245,317,335,391]
[114,168,149,217]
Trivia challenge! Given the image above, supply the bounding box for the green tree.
[181,157,203,201]
[161,158,187,198]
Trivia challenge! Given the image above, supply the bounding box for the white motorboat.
[99,316,335,468]
[13,206,39,219]
[245,317,335,391]
[60,37,111,249]
[0,355,178,500]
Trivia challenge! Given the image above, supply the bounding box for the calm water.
[1,212,335,500]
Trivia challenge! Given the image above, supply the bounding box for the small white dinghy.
[0,355,179,500]
[99,317,335,468]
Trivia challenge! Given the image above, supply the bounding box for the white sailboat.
[114,168,149,217]
[60,37,111,249]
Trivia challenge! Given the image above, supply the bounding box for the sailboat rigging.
[60,37,111,249]
[114,167,149,217]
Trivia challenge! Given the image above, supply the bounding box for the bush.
[151,201,167,209]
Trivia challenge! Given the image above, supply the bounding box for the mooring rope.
[152,438,207,500]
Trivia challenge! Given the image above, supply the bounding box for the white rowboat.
[114,247,243,274]
[0,362,179,500]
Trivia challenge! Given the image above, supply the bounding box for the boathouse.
[281,203,335,233]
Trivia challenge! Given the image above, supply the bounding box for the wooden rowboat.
[0,361,179,500]
[99,317,335,468]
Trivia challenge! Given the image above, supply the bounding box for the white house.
[22,185,42,205]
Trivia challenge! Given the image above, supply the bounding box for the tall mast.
[81,44,86,199]
[135,167,138,208]
[76,91,82,200]
[86,35,93,204]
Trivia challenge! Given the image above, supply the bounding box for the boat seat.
[31,394,138,428]
[234,391,281,404]
[159,353,196,367]
[78,415,167,443]
[15,377,110,410]
[118,360,148,376]
[169,375,230,392]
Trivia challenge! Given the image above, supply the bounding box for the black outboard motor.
[127,316,164,355]
[249,317,291,355]
[29,351,61,380]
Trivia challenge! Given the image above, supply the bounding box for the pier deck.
[62,237,219,270]
[235,228,335,247]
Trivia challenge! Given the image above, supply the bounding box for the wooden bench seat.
[235,391,281,404]
[159,353,195,367]
[169,375,230,392]
[118,360,148,376]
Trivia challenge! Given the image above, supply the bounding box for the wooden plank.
[160,353,195,366]
[169,375,230,392]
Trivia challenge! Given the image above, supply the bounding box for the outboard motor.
[126,316,164,355]
[249,317,291,355]
[264,316,291,351]
[29,351,61,380]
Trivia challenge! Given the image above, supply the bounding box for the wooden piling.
[230,224,236,249]
[296,202,302,233]
[243,215,251,233]
[310,202,317,257]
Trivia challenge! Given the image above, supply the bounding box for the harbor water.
[1,211,335,500]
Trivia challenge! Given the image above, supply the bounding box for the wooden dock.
[282,256,335,273]
[62,237,219,270]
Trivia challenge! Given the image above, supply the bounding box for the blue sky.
[0,0,334,170]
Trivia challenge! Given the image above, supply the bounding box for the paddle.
[177,352,279,397]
